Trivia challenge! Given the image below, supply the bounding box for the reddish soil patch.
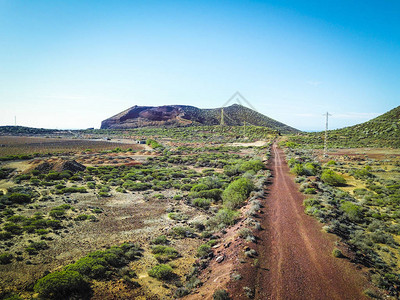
[250,144,369,300]
[185,144,370,299]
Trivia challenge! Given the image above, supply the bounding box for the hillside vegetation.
[288,105,400,149]
[283,142,400,298]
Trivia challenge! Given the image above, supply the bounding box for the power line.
[323,112,331,157]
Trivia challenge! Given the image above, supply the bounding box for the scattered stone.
[224,242,231,248]
[216,255,225,263]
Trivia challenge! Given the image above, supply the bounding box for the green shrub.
[340,201,362,222]
[291,163,306,176]
[62,244,141,279]
[152,245,179,262]
[122,180,151,191]
[0,252,13,264]
[213,289,230,300]
[170,226,194,238]
[25,241,48,255]
[238,160,264,173]
[209,208,240,228]
[191,183,209,192]
[3,222,23,235]
[74,214,90,221]
[49,204,72,219]
[168,212,188,221]
[34,270,91,299]
[332,248,344,258]
[98,191,111,197]
[321,169,346,186]
[87,182,96,189]
[7,193,32,204]
[148,264,174,280]
[304,188,317,194]
[55,186,87,194]
[197,244,212,258]
[151,235,168,245]
[222,178,254,209]
[192,198,211,209]
[303,162,319,176]
[189,189,222,201]
[146,139,164,149]
[0,231,13,240]
[352,168,375,180]
[35,229,49,235]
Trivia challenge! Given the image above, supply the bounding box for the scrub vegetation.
[0,125,272,299]
[283,136,400,298]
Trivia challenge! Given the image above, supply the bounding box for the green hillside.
[288,105,400,148]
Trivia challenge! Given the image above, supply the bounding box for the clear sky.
[0,0,399,131]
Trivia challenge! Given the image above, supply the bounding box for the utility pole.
[220,108,224,126]
[14,116,16,126]
[323,112,332,157]
[244,121,246,138]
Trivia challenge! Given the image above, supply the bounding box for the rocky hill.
[100,104,299,133]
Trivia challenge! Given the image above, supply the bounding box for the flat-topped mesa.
[100,104,300,134]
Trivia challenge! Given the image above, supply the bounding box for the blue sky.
[0,0,399,131]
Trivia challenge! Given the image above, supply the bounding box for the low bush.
[340,201,362,222]
[197,244,212,258]
[168,212,188,221]
[49,204,73,219]
[34,270,91,299]
[170,226,194,238]
[25,241,48,255]
[222,178,254,209]
[0,231,12,240]
[0,252,13,264]
[151,235,168,245]
[208,208,240,228]
[151,245,179,262]
[3,222,23,235]
[148,264,174,280]
[332,248,344,258]
[7,193,32,204]
[64,243,142,279]
[189,189,222,201]
[192,198,211,209]
[321,169,346,187]
[304,188,317,194]
[213,289,230,300]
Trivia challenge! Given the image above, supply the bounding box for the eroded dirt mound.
[31,158,86,173]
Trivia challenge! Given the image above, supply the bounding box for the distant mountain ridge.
[100,104,299,133]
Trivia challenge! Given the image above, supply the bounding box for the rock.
[216,255,225,263]
[100,104,299,133]
[224,242,231,248]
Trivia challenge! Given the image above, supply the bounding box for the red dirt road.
[255,144,368,300]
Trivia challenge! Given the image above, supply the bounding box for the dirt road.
[254,143,368,299]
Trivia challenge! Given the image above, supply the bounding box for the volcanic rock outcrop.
[101,104,299,133]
